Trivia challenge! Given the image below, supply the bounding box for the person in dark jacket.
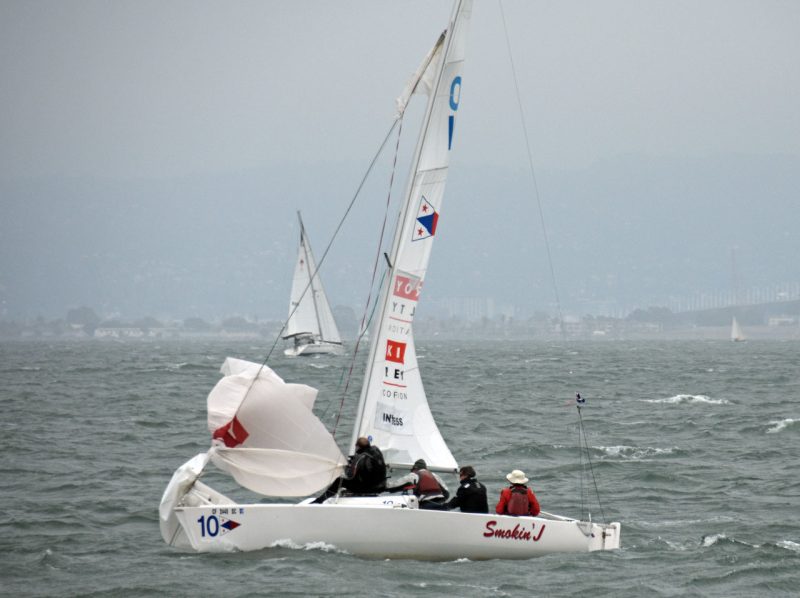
[342,437,386,493]
[495,469,540,516]
[312,437,386,503]
[446,465,489,513]
[386,459,450,510]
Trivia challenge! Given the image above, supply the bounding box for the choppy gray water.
[1,339,798,597]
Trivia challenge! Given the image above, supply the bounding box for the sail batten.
[351,1,472,473]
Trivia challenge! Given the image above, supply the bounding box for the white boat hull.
[163,485,620,560]
[283,341,343,357]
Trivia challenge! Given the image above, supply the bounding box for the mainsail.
[731,317,744,342]
[283,213,341,344]
[351,1,472,472]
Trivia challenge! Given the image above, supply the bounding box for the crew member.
[495,469,540,516]
[312,437,386,503]
[446,465,489,513]
[387,459,450,510]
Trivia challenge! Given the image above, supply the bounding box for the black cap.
[459,465,476,478]
[412,459,427,470]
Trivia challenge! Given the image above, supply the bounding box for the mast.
[297,211,325,341]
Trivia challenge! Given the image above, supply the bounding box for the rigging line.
[498,0,565,338]
[578,407,607,523]
[297,213,326,343]
[235,117,401,412]
[576,416,585,521]
[320,268,387,423]
[333,115,406,438]
[263,117,401,365]
[358,268,387,345]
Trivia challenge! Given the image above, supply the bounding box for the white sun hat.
[506,469,529,485]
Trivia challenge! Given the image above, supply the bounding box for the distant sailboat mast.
[730,247,745,342]
[297,213,327,342]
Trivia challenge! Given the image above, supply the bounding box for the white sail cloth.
[395,32,445,118]
[207,358,346,496]
[352,1,472,473]
[283,218,341,344]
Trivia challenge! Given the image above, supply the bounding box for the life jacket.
[506,485,530,516]
[414,469,443,497]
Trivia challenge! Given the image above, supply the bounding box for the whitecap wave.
[270,538,346,554]
[702,533,728,547]
[778,540,800,553]
[701,534,758,549]
[766,418,798,433]
[643,394,729,405]
[597,445,676,459]
[638,515,735,528]
[664,538,693,551]
[308,363,330,369]
[702,534,800,552]
[703,536,800,553]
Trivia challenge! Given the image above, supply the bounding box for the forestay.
[351,1,472,473]
[208,358,346,496]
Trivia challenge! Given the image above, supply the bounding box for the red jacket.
[495,485,541,516]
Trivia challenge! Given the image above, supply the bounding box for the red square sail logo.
[393,273,422,302]
[386,339,407,364]
[212,415,250,448]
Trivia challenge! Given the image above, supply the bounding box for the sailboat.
[159,0,620,559]
[282,212,343,356]
[731,316,745,342]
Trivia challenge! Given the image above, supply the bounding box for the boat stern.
[589,521,621,551]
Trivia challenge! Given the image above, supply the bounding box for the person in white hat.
[495,469,540,517]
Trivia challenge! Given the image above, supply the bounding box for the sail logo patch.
[374,402,413,435]
[393,272,422,302]
[412,196,438,242]
[386,339,406,364]
[220,517,241,533]
[212,415,249,448]
[448,75,462,150]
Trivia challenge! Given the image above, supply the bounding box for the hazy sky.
[2,0,799,321]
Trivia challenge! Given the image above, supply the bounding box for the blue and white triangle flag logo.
[412,196,438,242]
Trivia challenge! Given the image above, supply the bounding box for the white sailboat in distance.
[159,0,620,560]
[731,316,745,342]
[282,212,343,356]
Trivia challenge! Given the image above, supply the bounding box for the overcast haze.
[2,0,798,322]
